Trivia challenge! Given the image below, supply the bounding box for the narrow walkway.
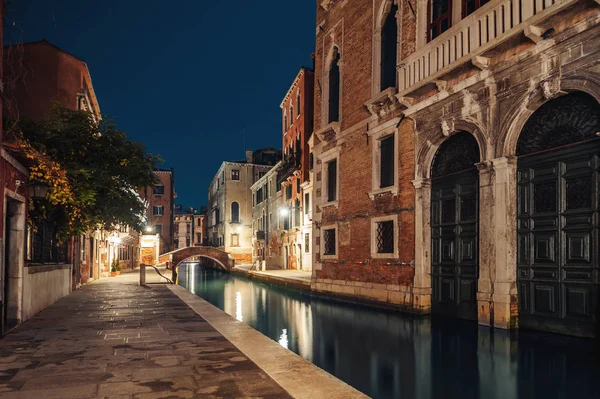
[0,272,292,398]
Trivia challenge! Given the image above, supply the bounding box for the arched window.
[297,91,301,116]
[290,104,294,124]
[231,202,240,223]
[328,48,341,123]
[284,110,288,131]
[381,4,398,90]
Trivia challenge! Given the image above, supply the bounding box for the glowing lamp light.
[145,225,154,233]
[280,207,289,217]
[237,225,243,233]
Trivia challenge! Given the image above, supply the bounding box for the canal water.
[178,263,600,399]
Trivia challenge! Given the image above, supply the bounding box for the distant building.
[251,162,283,269]
[207,149,281,264]
[174,205,207,249]
[139,169,175,254]
[278,67,314,271]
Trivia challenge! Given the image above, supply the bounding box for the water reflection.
[179,263,599,399]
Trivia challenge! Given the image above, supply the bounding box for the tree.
[6,105,161,241]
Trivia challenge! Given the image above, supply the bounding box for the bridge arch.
[158,247,235,271]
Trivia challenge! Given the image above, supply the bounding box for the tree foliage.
[6,105,161,241]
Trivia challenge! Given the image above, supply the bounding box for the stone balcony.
[398,0,578,99]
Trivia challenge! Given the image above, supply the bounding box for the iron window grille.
[323,228,336,255]
[376,221,394,254]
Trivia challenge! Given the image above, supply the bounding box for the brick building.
[278,67,315,271]
[139,169,175,254]
[208,149,281,264]
[310,0,416,309]
[312,0,600,337]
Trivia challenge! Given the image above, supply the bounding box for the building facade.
[279,67,315,272]
[140,169,175,254]
[174,206,206,249]
[208,149,281,264]
[310,0,416,310]
[251,162,283,269]
[312,0,600,337]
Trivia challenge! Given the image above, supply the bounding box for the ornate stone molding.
[441,119,455,137]
[314,121,341,142]
[540,76,565,100]
[364,87,400,119]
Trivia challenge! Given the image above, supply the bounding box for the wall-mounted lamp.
[27,182,50,200]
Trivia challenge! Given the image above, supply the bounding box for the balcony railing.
[398,0,575,95]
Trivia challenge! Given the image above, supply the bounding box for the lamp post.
[27,182,50,200]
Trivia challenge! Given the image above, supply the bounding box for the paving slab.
[0,271,292,398]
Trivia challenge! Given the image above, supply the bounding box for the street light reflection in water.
[178,263,600,399]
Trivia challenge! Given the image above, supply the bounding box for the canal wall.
[231,268,311,294]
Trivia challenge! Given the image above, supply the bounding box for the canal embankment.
[230,267,312,293]
[168,283,368,399]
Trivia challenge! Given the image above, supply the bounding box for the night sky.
[5,0,316,208]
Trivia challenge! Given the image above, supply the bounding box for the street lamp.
[145,225,154,233]
[27,182,50,200]
[279,207,289,217]
[236,225,243,233]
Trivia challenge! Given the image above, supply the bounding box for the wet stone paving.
[0,274,292,399]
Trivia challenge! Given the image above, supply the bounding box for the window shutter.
[327,160,337,202]
[380,135,394,188]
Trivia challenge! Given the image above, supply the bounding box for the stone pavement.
[0,271,292,398]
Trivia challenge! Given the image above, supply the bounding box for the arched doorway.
[430,131,481,320]
[516,92,600,337]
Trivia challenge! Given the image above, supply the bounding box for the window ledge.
[365,87,399,118]
[314,122,341,141]
[321,200,339,209]
[368,186,398,199]
[321,254,338,260]
[371,252,399,259]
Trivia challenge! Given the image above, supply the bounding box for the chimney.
[246,149,253,163]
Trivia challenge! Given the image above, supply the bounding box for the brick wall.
[311,0,416,307]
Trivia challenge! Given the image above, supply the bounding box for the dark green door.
[516,93,600,337]
[431,132,480,320]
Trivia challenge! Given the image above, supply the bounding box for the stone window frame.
[320,223,339,260]
[369,120,400,198]
[231,169,240,181]
[297,90,302,118]
[320,147,340,208]
[153,205,164,216]
[231,233,240,247]
[321,44,343,127]
[370,214,399,259]
[372,0,400,96]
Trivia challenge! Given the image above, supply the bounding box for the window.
[186,237,190,247]
[283,211,290,230]
[305,193,310,214]
[296,178,300,195]
[430,0,452,40]
[326,159,337,202]
[259,172,266,178]
[231,234,240,247]
[328,48,341,123]
[380,135,395,188]
[462,0,489,17]
[305,233,310,252]
[253,192,256,206]
[264,183,268,199]
[284,110,288,131]
[297,91,301,116]
[155,224,163,236]
[215,208,220,224]
[153,206,164,216]
[231,202,240,223]
[119,246,130,261]
[371,216,398,258]
[286,185,292,200]
[294,199,301,228]
[153,185,165,195]
[381,4,398,90]
[309,153,314,170]
[257,188,263,204]
[322,227,336,256]
[290,105,294,124]
[231,169,240,180]
[186,224,191,233]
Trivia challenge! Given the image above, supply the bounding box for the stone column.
[490,156,518,329]
[476,161,494,327]
[412,178,432,314]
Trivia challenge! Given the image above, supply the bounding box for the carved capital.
[441,119,455,137]
[365,87,400,118]
[412,178,431,190]
[540,77,565,100]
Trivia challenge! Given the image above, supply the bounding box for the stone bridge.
[158,246,235,270]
